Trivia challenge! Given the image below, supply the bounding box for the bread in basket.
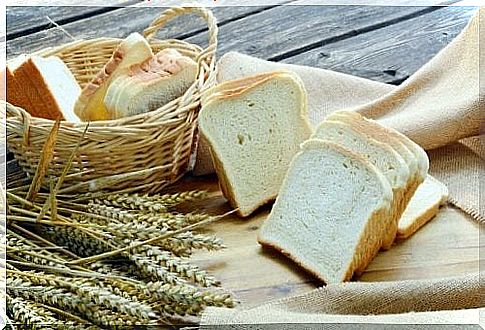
[5,7,218,194]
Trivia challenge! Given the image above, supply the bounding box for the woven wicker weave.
[5,7,218,194]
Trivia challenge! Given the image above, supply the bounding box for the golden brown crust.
[380,178,423,250]
[351,196,394,276]
[3,64,35,112]
[202,71,295,105]
[208,140,240,214]
[13,58,64,120]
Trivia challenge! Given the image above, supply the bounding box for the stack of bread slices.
[258,110,433,283]
[4,32,198,123]
[74,33,198,122]
[199,70,448,284]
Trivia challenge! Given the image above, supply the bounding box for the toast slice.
[198,71,313,217]
[74,33,153,121]
[12,55,81,122]
[258,139,393,283]
[104,48,197,119]
[313,120,410,250]
[397,175,448,239]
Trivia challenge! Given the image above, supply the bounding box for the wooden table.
[5,2,481,310]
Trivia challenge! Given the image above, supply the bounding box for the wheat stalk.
[137,246,220,287]
[162,231,225,255]
[42,226,112,258]
[93,190,208,212]
[6,294,59,328]
[7,273,153,327]
[9,270,159,322]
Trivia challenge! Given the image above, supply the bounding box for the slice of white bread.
[2,54,32,110]
[258,139,393,283]
[325,110,429,248]
[103,48,197,119]
[312,120,410,250]
[12,55,81,122]
[74,33,153,121]
[397,175,448,239]
[198,71,313,217]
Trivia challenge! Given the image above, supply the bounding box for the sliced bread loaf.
[312,120,410,250]
[198,71,313,217]
[103,48,197,119]
[397,175,448,239]
[258,139,393,283]
[325,110,429,248]
[12,55,81,122]
[74,33,153,121]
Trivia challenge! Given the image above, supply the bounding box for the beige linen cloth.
[199,7,484,327]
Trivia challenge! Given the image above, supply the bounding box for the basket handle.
[143,7,218,59]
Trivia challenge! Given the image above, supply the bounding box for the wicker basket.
[6,7,218,194]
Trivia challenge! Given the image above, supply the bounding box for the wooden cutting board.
[173,174,481,308]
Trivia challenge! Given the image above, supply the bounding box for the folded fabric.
[194,8,483,222]
[201,272,483,327]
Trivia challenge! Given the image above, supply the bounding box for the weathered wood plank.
[5,4,287,58]
[282,6,477,84]
[186,5,445,62]
[6,4,135,39]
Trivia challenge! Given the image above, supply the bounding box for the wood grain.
[186,5,444,62]
[6,4,135,39]
[170,175,480,307]
[282,5,477,84]
[5,4,287,58]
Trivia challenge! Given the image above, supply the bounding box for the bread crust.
[201,71,282,104]
[330,110,428,178]
[14,57,64,120]
[199,70,312,218]
[202,71,294,106]
[326,110,428,249]
[4,63,35,112]
[259,139,394,283]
